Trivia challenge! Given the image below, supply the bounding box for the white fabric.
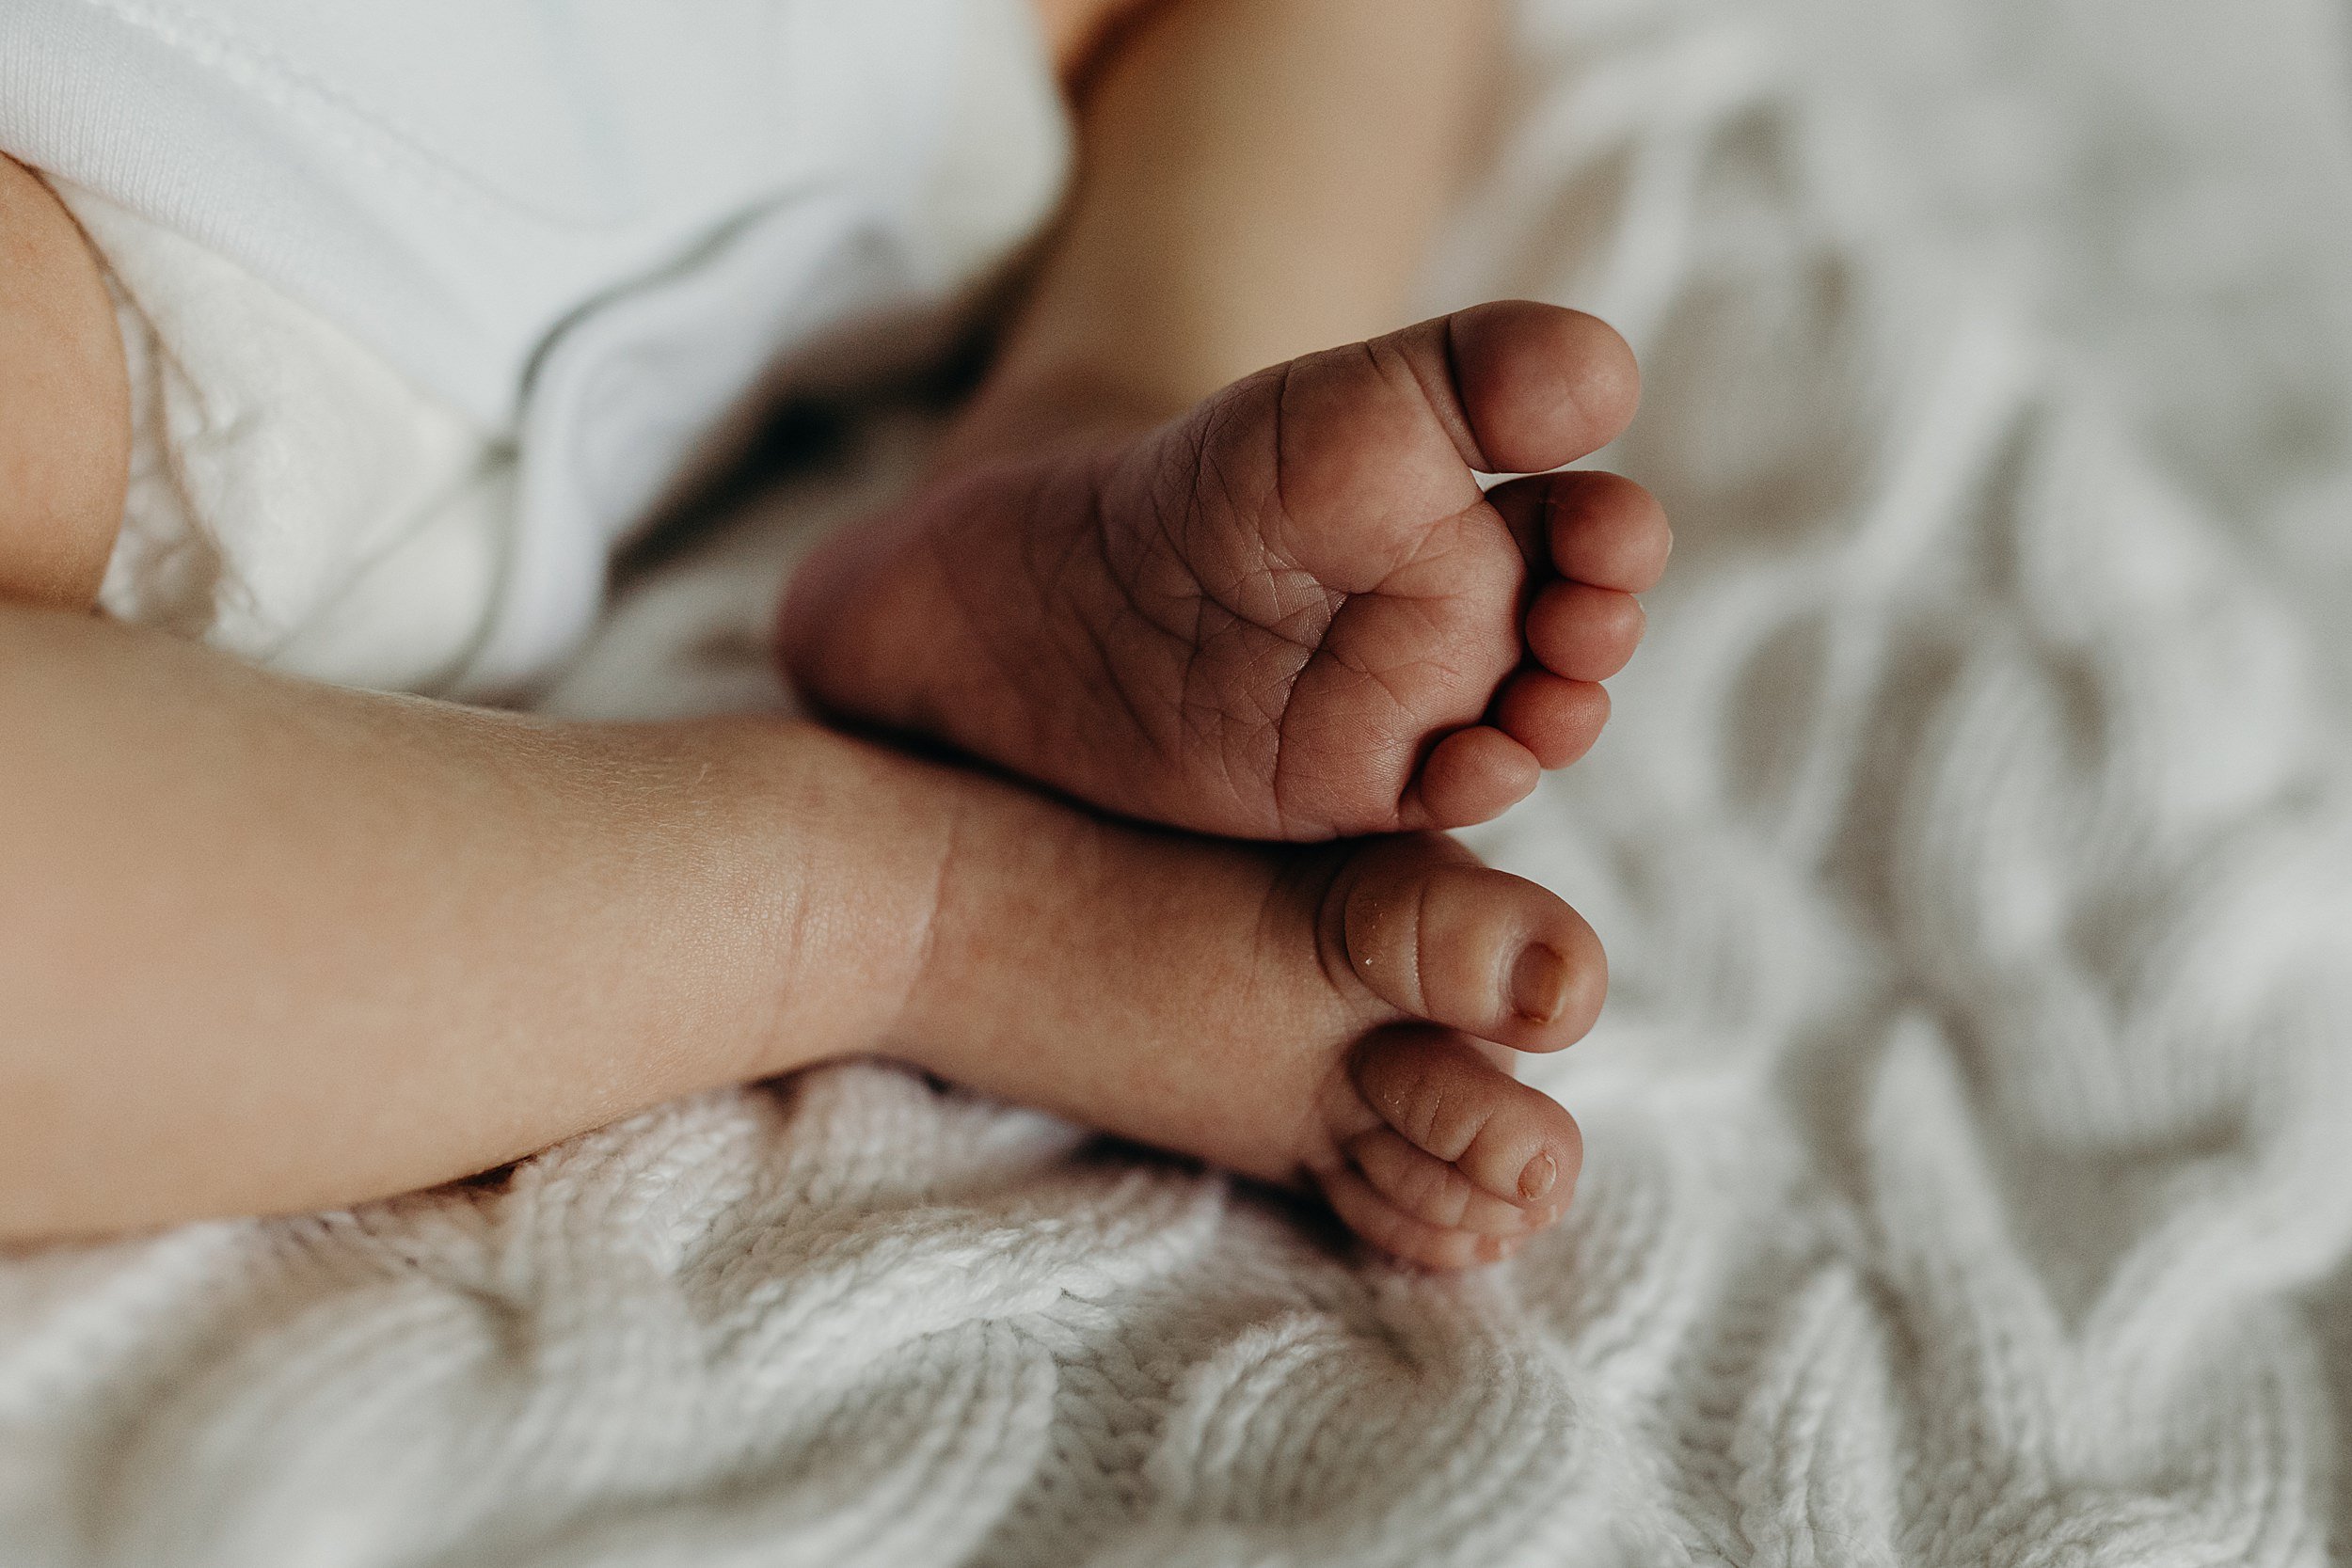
[9,0,2352,1560]
[68,182,516,693]
[12,0,1069,691]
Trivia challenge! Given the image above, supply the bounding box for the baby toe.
[1527,580,1645,683]
[1318,1163,1533,1271]
[1331,837,1606,1052]
[1350,1028,1585,1210]
[1406,725,1540,830]
[1344,1126,1556,1236]
[1540,470,1672,594]
[1494,669,1609,769]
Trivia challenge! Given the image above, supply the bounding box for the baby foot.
[778,301,1669,840]
[864,741,1601,1269]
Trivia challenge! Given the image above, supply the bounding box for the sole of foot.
[779,299,1670,841]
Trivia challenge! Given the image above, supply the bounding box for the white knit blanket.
[10,0,2352,1561]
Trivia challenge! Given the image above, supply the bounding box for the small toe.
[1345,1126,1557,1236]
[1318,1164,1533,1271]
[1527,581,1645,682]
[1406,725,1539,830]
[1331,840,1608,1052]
[1351,1027,1586,1208]
[1546,471,1672,593]
[1494,670,1611,769]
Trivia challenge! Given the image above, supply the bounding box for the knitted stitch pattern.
[9,0,2352,1561]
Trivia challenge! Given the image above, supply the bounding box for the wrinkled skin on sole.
[781,300,1671,841]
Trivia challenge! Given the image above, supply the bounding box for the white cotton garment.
[1,0,1070,693]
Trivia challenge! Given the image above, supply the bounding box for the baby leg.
[991,0,1502,437]
[2,606,1595,1268]
[784,0,1668,838]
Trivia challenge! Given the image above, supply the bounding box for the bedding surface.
[9,0,2352,1561]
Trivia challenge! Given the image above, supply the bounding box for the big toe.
[1318,1026,1584,1270]
[1403,300,1641,476]
[1327,834,1607,1053]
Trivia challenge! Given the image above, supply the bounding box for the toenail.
[1518,1151,1559,1203]
[1510,943,1569,1024]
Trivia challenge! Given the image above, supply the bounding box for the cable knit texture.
[9,0,2352,1561]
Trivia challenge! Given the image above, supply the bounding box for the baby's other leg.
[783,0,1667,839]
[0,155,130,608]
[974,0,1501,457]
